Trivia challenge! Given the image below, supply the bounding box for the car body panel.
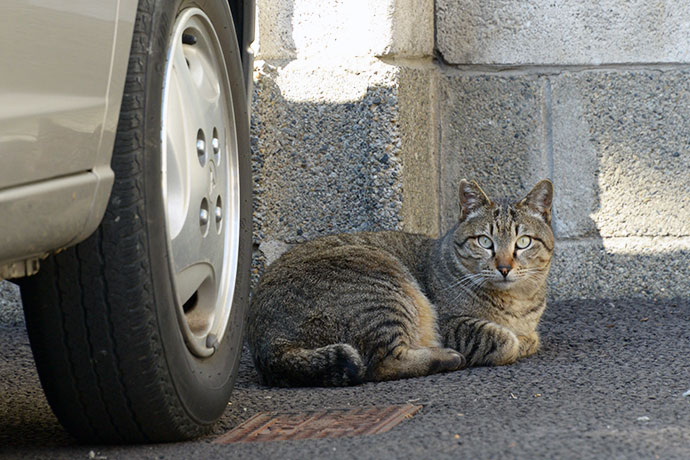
[0,0,254,278]
[0,0,137,273]
[0,171,99,278]
[0,0,137,188]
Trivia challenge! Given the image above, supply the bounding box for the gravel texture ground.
[1,284,688,459]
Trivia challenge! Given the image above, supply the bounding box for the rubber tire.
[18,0,251,443]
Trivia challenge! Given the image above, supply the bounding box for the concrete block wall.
[250,0,439,281]
[436,0,690,65]
[437,0,690,299]
[252,0,689,300]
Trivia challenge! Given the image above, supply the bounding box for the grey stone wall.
[252,0,689,300]
[436,0,690,299]
[250,0,438,280]
[436,0,690,65]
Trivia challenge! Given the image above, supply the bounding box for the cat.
[247,179,554,387]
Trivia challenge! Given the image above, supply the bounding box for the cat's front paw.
[517,331,540,358]
[444,316,520,366]
[430,347,466,372]
[481,323,520,366]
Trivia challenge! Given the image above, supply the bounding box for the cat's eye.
[516,235,532,249]
[477,236,493,249]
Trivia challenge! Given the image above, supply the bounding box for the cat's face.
[452,180,554,292]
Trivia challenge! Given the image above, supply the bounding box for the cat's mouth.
[490,278,517,289]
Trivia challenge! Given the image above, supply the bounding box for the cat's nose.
[497,265,511,278]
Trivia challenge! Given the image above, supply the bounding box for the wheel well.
[227,0,253,69]
[227,0,243,48]
[226,0,254,97]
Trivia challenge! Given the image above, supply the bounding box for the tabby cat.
[247,179,554,387]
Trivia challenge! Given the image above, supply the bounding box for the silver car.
[0,0,254,443]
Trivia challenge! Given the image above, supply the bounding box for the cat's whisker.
[439,273,485,293]
[447,274,489,303]
[448,280,484,300]
[515,268,547,280]
[518,268,545,275]
[452,277,485,290]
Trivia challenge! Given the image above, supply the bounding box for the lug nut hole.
[212,127,220,163]
[196,129,206,166]
[215,196,223,232]
[200,198,210,235]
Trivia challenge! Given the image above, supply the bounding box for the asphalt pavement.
[1,280,689,459]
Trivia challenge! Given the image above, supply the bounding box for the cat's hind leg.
[254,341,366,387]
[443,316,520,366]
[371,345,465,381]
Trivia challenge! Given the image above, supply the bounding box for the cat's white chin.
[490,279,517,290]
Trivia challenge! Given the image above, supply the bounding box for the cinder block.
[438,73,548,232]
[255,0,296,60]
[436,0,690,65]
[551,70,690,238]
[386,0,434,57]
[398,65,440,237]
[550,78,600,238]
[549,237,690,300]
[250,59,406,243]
[256,0,433,60]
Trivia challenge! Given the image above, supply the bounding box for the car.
[0,0,254,443]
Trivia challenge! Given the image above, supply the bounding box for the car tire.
[18,0,251,443]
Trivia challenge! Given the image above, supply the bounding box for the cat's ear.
[459,179,492,220]
[517,179,553,224]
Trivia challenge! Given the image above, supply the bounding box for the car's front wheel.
[19,0,251,443]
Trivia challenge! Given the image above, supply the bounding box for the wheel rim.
[161,8,240,358]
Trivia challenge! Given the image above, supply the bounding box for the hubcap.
[161,8,240,357]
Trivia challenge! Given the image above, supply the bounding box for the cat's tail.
[255,342,366,387]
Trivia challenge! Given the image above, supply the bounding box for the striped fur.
[247,180,554,386]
